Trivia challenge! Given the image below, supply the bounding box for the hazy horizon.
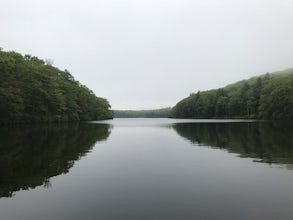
[1,0,293,110]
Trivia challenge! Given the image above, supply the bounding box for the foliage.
[0,50,113,124]
[114,107,172,118]
[171,69,293,119]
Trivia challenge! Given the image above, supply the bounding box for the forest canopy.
[171,69,293,120]
[0,49,113,124]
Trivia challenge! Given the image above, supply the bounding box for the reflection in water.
[0,123,111,198]
[173,121,293,166]
[1,119,293,220]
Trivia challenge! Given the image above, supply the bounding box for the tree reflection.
[0,123,111,197]
[173,121,293,166]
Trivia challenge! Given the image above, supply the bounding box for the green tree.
[172,69,293,120]
[0,50,113,124]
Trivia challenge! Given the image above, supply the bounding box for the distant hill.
[0,49,113,124]
[114,107,172,118]
[171,69,293,119]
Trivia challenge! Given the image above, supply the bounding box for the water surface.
[0,119,292,220]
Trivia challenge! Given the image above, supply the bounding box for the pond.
[0,118,293,220]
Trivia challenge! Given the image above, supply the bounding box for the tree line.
[171,69,293,120]
[114,107,172,118]
[0,49,113,124]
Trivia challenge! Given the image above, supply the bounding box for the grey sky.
[1,0,293,110]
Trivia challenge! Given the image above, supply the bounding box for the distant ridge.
[114,107,171,118]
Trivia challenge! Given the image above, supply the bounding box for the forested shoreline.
[0,50,113,124]
[171,69,293,120]
[1,50,292,122]
[114,107,171,118]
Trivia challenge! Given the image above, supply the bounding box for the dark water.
[0,119,293,220]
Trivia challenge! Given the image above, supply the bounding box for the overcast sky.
[1,0,293,110]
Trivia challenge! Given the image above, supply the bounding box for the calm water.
[0,118,293,220]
